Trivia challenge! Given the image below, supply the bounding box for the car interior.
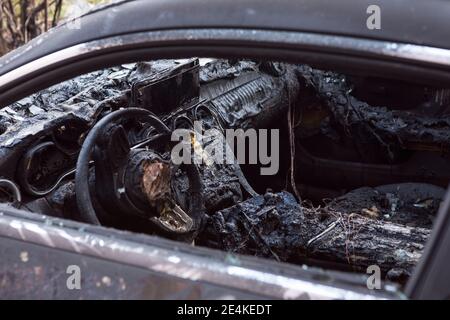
[1,57,450,297]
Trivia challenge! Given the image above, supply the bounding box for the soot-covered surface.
[200,191,432,284]
[1,58,448,287]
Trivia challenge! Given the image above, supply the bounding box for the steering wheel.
[75,107,204,236]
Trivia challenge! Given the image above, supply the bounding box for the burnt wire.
[287,88,302,205]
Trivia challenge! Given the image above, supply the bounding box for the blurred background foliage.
[0,0,111,55]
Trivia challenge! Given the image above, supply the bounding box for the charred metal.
[1,58,449,287]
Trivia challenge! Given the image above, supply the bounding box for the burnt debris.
[199,191,430,283]
[1,58,449,285]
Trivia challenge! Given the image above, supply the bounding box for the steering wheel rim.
[75,108,171,225]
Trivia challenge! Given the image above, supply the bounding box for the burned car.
[1,0,450,300]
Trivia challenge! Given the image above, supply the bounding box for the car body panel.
[2,0,450,77]
[0,205,403,299]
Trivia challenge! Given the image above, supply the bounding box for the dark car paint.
[1,0,450,77]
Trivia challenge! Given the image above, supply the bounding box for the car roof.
[1,0,449,77]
